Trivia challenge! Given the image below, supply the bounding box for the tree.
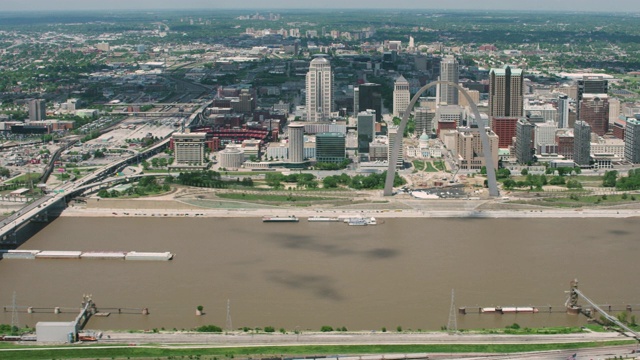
[0,167,10,178]
[503,179,516,189]
[603,170,618,187]
[521,168,529,176]
[323,176,338,188]
[93,150,105,158]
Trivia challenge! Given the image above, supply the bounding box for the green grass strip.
[0,341,635,360]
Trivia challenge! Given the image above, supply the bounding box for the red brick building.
[580,94,609,136]
[491,117,518,148]
[437,119,457,136]
[613,119,626,140]
[556,132,574,160]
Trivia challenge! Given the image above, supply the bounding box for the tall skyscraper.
[28,99,46,121]
[353,87,359,116]
[393,75,410,118]
[625,118,640,164]
[357,110,376,153]
[578,76,608,100]
[577,76,608,121]
[489,66,524,126]
[574,120,592,167]
[414,107,434,135]
[515,118,534,164]
[306,56,333,122]
[439,56,459,105]
[288,122,306,163]
[557,94,570,128]
[580,94,609,136]
[357,83,382,121]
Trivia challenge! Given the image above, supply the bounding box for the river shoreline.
[59,204,640,219]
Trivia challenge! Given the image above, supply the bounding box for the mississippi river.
[1,217,639,331]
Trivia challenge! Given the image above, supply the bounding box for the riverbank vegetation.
[0,340,634,360]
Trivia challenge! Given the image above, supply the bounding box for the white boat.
[348,218,368,226]
[346,217,377,226]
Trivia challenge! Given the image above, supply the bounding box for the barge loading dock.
[0,250,174,261]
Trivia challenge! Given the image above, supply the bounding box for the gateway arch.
[383,81,500,197]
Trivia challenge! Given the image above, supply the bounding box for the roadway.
[20,331,633,360]
[0,100,212,241]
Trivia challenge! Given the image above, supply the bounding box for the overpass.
[0,100,211,246]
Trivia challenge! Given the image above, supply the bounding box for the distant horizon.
[1,0,640,13]
[0,8,637,14]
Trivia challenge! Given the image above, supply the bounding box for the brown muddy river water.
[1,217,639,331]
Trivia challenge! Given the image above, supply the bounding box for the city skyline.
[2,0,640,12]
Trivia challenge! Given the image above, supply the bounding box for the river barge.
[262,215,299,223]
[308,216,341,222]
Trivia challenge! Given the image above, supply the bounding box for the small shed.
[36,321,76,343]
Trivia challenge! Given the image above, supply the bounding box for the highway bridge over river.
[0,101,211,246]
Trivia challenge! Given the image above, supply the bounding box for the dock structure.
[566,278,640,341]
[0,250,173,261]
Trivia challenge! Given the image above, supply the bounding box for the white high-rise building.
[393,75,410,118]
[439,56,459,105]
[306,56,333,122]
[288,122,306,163]
[535,122,558,147]
[173,132,207,167]
[557,94,570,128]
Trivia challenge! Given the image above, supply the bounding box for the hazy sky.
[2,0,640,12]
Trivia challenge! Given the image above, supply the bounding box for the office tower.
[609,98,621,124]
[439,56,459,105]
[388,126,404,169]
[357,83,382,121]
[491,117,519,149]
[414,107,434,135]
[456,127,499,170]
[316,132,346,164]
[577,76,608,121]
[393,75,410,118]
[436,105,463,135]
[573,121,592,167]
[578,76,608,100]
[557,94,570,128]
[556,130,575,160]
[624,118,640,164]
[288,122,305,163]
[488,66,524,126]
[580,94,609,136]
[534,122,558,148]
[353,87,359,116]
[357,110,376,153]
[306,56,333,121]
[515,118,534,164]
[28,99,46,121]
[173,132,207,166]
